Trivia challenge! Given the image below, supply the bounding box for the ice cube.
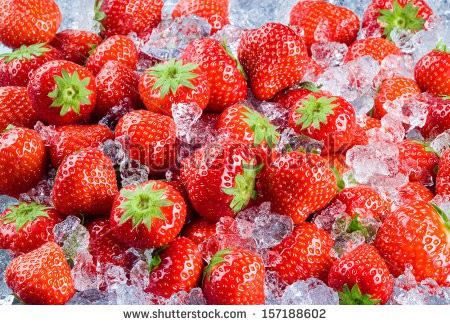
[264,270,288,305]
[0,250,13,305]
[98,264,128,291]
[55,0,98,33]
[211,25,246,58]
[53,216,90,261]
[112,284,148,305]
[275,128,324,155]
[187,287,207,305]
[311,42,348,69]
[67,289,113,305]
[119,159,149,187]
[313,199,348,232]
[382,97,429,132]
[0,43,10,55]
[171,103,203,144]
[198,234,257,263]
[430,130,450,157]
[367,114,406,144]
[331,231,366,258]
[99,135,130,166]
[281,278,339,305]
[130,260,150,291]
[19,172,56,207]
[255,101,289,131]
[0,196,19,214]
[98,100,136,131]
[71,251,99,292]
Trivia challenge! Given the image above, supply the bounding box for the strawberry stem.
[338,284,381,305]
[330,165,345,192]
[296,95,338,130]
[221,37,247,80]
[1,202,50,233]
[0,43,51,64]
[241,106,280,150]
[431,203,450,231]
[94,0,106,31]
[435,40,450,54]
[297,82,322,93]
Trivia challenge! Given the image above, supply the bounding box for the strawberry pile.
[0,0,449,306]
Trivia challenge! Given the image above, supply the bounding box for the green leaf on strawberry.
[203,247,233,282]
[338,283,381,305]
[241,106,280,150]
[94,0,106,30]
[0,43,51,63]
[1,202,50,233]
[430,203,450,231]
[330,165,345,192]
[296,95,338,130]
[435,40,450,53]
[221,37,247,80]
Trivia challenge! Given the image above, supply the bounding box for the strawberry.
[328,244,394,305]
[289,1,360,51]
[5,241,75,305]
[52,147,118,217]
[115,110,178,175]
[373,77,421,119]
[180,140,261,221]
[94,60,141,120]
[202,247,265,305]
[27,60,97,125]
[145,237,203,298]
[323,153,351,177]
[419,95,450,139]
[344,37,403,63]
[50,29,102,65]
[351,115,382,147]
[270,222,335,284]
[397,140,439,184]
[259,151,337,224]
[0,202,62,253]
[138,59,210,116]
[109,180,186,249]
[182,217,217,245]
[238,23,309,100]
[272,85,323,108]
[0,0,61,48]
[0,126,47,197]
[396,181,434,206]
[0,86,38,130]
[180,37,247,112]
[48,124,114,168]
[159,179,195,222]
[374,200,450,285]
[0,43,62,87]
[436,149,450,197]
[414,42,450,97]
[95,0,163,39]
[172,0,229,34]
[85,35,139,76]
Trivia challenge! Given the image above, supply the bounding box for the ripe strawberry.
[138,59,210,116]
[238,23,309,100]
[374,200,450,285]
[110,180,186,249]
[344,37,403,63]
[0,86,38,130]
[181,37,247,112]
[94,60,141,120]
[145,237,203,298]
[50,29,102,65]
[52,148,118,217]
[351,115,382,147]
[0,43,62,87]
[289,1,360,50]
[323,153,351,177]
[271,222,335,284]
[48,124,114,168]
[172,0,229,34]
[418,95,450,139]
[5,241,75,305]
[0,0,61,48]
[259,151,337,224]
[414,42,450,97]
[0,127,47,197]
[328,244,394,305]
[182,217,217,245]
[27,60,97,125]
[272,85,324,108]
[373,77,421,119]
[95,0,163,38]
[0,202,62,253]
[436,149,450,197]
[180,140,261,221]
[202,247,265,305]
[397,140,439,184]
[395,181,434,206]
[159,179,195,221]
[115,110,178,175]
[85,35,139,76]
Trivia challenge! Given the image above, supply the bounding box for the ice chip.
[430,130,450,157]
[0,196,19,214]
[171,103,203,144]
[311,42,348,69]
[130,260,150,291]
[313,199,347,232]
[264,270,288,305]
[276,128,324,155]
[188,287,207,305]
[98,100,136,131]
[67,289,113,305]
[55,0,98,33]
[99,135,130,166]
[71,251,99,292]
[113,284,148,305]
[255,101,289,131]
[53,216,90,261]
[281,278,339,305]
[211,25,246,58]
[99,264,128,291]
[331,231,366,258]
[0,250,12,305]
[198,234,257,263]
[120,159,149,187]
[382,97,428,131]
[328,0,372,18]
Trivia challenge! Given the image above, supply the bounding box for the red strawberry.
[351,115,382,147]
[419,95,450,139]
[110,180,186,249]
[94,60,141,120]
[50,29,102,65]
[289,1,360,51]
[181,37,247,112]
[323,153,351,177]
[0,126,47,197]
[95,0,163,38]
[238,23,309,100]
[272,85,323,108]
[52,147,118,217]
[271,222,335,284]
[374,200,450,285]
[328,244,394,305]
[182,217,217,245]
[145,237,203,298]
[373,77,421,119]
[396,181,434,206]
[0,0,62,48]
[27,60,97,125]
[0,202,62,253]
[172,0,229,34]
[202,247,265,305]
[436,149,450,197]
[115,110,178,175]
[138,59,210,116]
[85,35,139,76]
[0,86,38,130]
[48,124,114,168]
[259,151,337,224]
[414,42,450,97]
[344,37,403,63]
[5,241,75,305]
[159,179,195,222]
[0,43,62,87]
[180,140,261,221]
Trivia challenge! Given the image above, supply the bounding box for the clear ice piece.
[281,278,339,305]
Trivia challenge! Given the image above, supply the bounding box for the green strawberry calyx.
[202,247,233,282]
[94,0,106,31]
[410,139,441,157]
[330,165,345,192]
[296,95,338,130]
[222,160,263,214]
[48,69,93,116]
[0,43,51,64]
[378,0,425,40]
[241,106,280,150]
[1,202,50,233]
[431,203,450,231]
[435,40,450,54]
[221,38,247,80]
[338,284,381,305]
[149,59,199,98]
[118,183,174,231]
[297,81,322,93]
